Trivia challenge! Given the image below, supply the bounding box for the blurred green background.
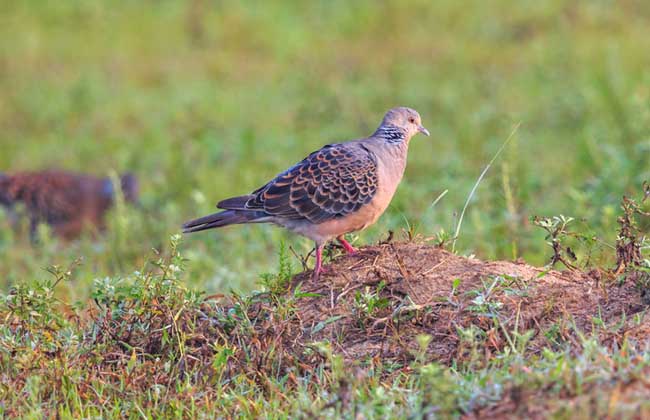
[1,0,649,300]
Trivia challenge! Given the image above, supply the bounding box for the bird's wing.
[244,143,378,223]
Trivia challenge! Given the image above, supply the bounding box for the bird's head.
[120,173,140,204]
[103,173,140,205]
[375,107,429,143]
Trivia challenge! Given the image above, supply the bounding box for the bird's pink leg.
[313,244,325,280]
[337,235,357,255]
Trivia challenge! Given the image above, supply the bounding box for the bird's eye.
[408,117,415,123]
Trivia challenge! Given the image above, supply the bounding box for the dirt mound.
[18,241,644,418]
[254,242,646,364]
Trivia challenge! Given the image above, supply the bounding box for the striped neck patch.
[375,124,407,144]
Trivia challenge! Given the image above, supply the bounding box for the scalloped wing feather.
[0,172,86,223]
[245,144,378,223]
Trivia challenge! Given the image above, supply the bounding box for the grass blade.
[452,122,521,252]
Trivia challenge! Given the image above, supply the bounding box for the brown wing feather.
[1,171,87,224]
[244,144,378,223]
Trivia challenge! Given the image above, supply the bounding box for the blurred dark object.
[0,170,139,240]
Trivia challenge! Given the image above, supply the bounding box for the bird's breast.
[366,152,407,222]
[317,148,407,236]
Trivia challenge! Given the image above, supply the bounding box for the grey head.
[120,173,139,204]
[373,107,430,144]
[101,173,140,204]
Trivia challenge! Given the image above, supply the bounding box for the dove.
[183,107,429,279]
[0,170,139,240]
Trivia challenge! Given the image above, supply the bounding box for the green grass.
[1,0,650,417]
[2,0,650,297]
[2,236,650,418]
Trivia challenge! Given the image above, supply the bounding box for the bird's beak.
[418,125,430,136]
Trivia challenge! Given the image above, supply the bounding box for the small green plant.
[610,183,650,301]
[613,183,650,273]
[465,275,534,356]
[533,215,581,269]
[466,276,506,314]
[434,228,453,248]
[352,281,390,327]
[455,323,488,367]
[90,234,202,361]
[260,241,294,296]
[1,260,79,354]
[544,322,562,346]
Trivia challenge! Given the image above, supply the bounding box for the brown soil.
[277,242,645,364]
[71,241,650,418]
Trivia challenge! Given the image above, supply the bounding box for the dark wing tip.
[216,195,254,210]
[182,225,204,233]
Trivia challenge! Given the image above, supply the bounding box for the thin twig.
[420,258,449,276]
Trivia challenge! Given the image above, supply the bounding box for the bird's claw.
[312,266,329,281]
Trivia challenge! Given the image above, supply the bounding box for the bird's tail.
[182,210,268,233]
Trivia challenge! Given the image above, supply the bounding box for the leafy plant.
[260,241,294,297]
[352,281,390,327]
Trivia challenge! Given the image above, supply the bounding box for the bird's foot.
[311,265,329,281]
[338,237,357,255]
[312,243,328,281]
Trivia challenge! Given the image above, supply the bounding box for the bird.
[0,170,139,240]
[183,107,429,279]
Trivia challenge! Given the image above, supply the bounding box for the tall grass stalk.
[452,123,521,252]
